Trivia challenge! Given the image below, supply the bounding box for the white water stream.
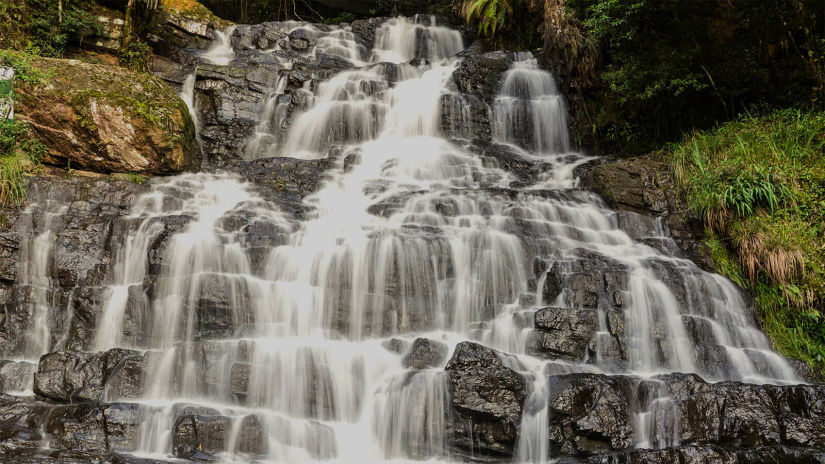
[38,15,798,463]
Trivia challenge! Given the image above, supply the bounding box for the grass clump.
[128,171,146,184]
[0,120,46,206]
[672,109,825,374]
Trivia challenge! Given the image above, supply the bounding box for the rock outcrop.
[17,58,200,175]
[584,154,713,271]
[547,373,825,459]
[34,349,144,402]
[445,342,526,460]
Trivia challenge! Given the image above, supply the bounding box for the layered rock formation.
[0,9,822,464]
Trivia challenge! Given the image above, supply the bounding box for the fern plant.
[463,0,513,36]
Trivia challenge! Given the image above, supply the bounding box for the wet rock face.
[173,414,231,459]
[0,176,144,357]
[223,156,333,212]
[453,50,515,105]
[585,155,713,271]
[445,342,526,459]
[555,445,825,464]
[150,17,387,167]
[547,373,825,459]
[527,307,599,361]
[34,349,144,402]
[532,249,629,367]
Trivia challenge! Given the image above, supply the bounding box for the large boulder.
[42,402,142,454]
[445,341,526,459]
[527,306,599,361]
[173,414,230,459]
[17,58,200,175]
[453,50,514,104]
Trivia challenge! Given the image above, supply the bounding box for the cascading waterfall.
[49,15,799,464]
[202,26,237,65]
[243,76,289,160]
[179,71,201,139]
[18,198,68,360]
[493,52,570,154]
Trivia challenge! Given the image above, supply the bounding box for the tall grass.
[0,120,45,206]
[672,109,825,374]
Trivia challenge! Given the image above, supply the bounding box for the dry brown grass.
[734,229,813,308]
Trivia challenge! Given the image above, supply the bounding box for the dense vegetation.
[463,0,825,154]
[0,51,51,206]
[0,0,100,57]
[672,110,825,373]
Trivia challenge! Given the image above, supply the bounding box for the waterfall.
[6,15,807,464]
[493,52,570,155]
[202,26,237,65]
[179,71,201,139]
[17,197,68,360]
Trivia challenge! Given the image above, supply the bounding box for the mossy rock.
[15,57,200,175]
[162,0,232,31]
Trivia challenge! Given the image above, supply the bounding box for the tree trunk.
[121,0,135,53]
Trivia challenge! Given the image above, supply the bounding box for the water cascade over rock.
[0,14,823,464]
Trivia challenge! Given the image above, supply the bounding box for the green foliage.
[672,109,825,374]
[119,41,152,72]
[25,0,101,57]
[459,0,542,49]
[0,120,45,206]
[464,0,510,36]
[565,0,825,153]
[369,0,400,16]
[128,171,146,184]
[704,232,747,289]
[0,0,27,50]
[322,12,356,25]
[721,169,790,217]
[0,50,54,85]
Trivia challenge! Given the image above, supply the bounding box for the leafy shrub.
[462,0,510,36]
[25,0,101,57]
[119,40,152,72]
[0,50,54,85]
[561,0,824,153]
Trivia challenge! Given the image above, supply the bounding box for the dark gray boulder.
[173,414,231,459]
[452,51,515,104]
[527,306,598,361]
[445,341,526,459]
[0,360,36,393]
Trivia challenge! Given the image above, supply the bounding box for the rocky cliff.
[0,7,822,464]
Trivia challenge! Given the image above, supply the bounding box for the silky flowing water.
[17,15,799,463]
